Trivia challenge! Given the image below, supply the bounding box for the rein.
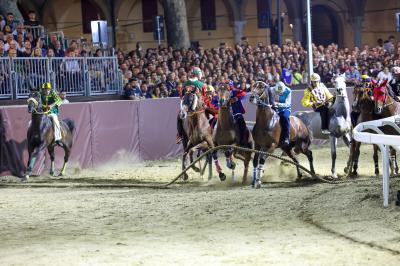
[27,97,50,115]
[187,109,205,117]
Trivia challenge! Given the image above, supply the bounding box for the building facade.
[14,0,400,50]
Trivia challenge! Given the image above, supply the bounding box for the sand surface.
[1,144,400,265]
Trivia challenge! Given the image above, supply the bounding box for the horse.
[25,91,75,179]
[180,92,226,181]
[249,81,315,188]
[294,76,351,178]
[346,79,399,177]
[212,83,254,184]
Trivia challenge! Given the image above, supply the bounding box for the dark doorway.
[311,5,338,46]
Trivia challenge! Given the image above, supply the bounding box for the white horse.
[294,75,351,178]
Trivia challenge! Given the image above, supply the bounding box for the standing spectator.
[345,64,360,84]
[54,41,65,57]
[24,10,40,27]
[59,90,69,103]
[12,23,26,40]
[377,66,392,81]
[19,40,32,57]
[0,40,6,57]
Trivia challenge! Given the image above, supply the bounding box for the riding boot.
[278,111,290,147]
[176,115,184,144]
[235,115,248,147]
[316,105,330,133]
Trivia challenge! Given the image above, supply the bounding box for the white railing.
[353,115,400,207]
[0,57,122,99]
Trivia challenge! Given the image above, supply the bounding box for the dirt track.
[1,145,400,265]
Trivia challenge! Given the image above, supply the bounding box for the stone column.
[162,0,190,49]
[352,16,363,48]
[0,0,23,22]
[293,17,302,43]
[233,20,246,44]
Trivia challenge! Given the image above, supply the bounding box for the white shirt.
[377,71,392,82]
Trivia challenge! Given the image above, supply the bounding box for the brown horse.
[212,84,254,184]
[180,92,226,181]
[347,80,399,177]
[249,82,315,187]
[25,91,74,179]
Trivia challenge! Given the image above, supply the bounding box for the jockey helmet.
[205,85,215,94]
[275,81,285,94]
[42,82,52,91]
[191,67,202,79]
[310,73,321,82]
[393,66,400,75]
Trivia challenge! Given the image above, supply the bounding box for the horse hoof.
[255,180,262,189]
[230,162,236,170]
[192,166,200,173]
[344,167,349,174]
[182,173,189,181]
[219,172,226,181]
[22,175,29,182]
[331,173,338,179]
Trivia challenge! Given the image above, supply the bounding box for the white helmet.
[275,81,285,94]
[310,73,321,82]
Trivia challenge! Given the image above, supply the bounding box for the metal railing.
[0,57,122,99]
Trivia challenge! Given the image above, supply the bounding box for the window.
[257,0,271,29]
[81,0,105,34]
[200,0,216,30]
[142,0,158,32]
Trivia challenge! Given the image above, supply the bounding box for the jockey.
[301,73,333,135]
[40,82,63,144]
[176,67,207,144]
[228,80,248,146]
[204,85,219,128]
[388,66,400,102]
[272,81,291,147]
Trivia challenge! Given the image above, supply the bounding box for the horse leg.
[224,149,236,182]
[181,152,189,181]
[373,145,379,177]
[212,150,225,181]
[330,136,338,179]
[351,142,361,177]
[389,148,397,176]
[24,144,46,179]
[59,145,70,176]
[305,149,315,177]
[254,154,267,188]
[242,152,251,185]
[252,149,260,187]
[48,145,56,176]
[284,148,302,180]
[343,133,351,147]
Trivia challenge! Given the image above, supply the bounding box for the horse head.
[249,81,270,107]
[217,83,231,108]
[180,91,199,119]
[333,75,347,97]
[27,91,43,114]
[372,78,389,115]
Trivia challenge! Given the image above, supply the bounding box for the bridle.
[250,81,272,108]
[27,97,49,115]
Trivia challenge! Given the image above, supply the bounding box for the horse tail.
[63,118,75,133]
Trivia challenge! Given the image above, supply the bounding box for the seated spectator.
[59,90,69,103]
[2,25,12,35]
[15,34,24,53]
[3,34,14,51]
[48,34,58,50]
[1,13,17,32]
[123,81,134,100]
[131,78,143,98]
[0,31,4,42]
[291,68,303,85]
[151,86,162,98]
[8,48,17,58]
[32,47,42,57]
[35,38,47,56]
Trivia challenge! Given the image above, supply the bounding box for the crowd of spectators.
[0,11,104,60]
[119,37,400,100]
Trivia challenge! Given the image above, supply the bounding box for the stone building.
[4,0,400,50]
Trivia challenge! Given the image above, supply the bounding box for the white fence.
[353,115,400,207]
[0,57,123,99]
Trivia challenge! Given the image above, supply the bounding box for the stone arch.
[311,5,339,46]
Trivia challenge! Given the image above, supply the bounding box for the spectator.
[32,47,42,57]
[59,90,69,103]
[47,48,55,58]
[19,40,32,57]
[0,40,6,57]
[12,23,26,40]
[24,10,40,27]
[345,64,360,84]
[1,13,17,32]
[140,83,152,99]
[377,66,392,81]
[54,40,65,57]
[8,48,17,58]
[48,34,58,50]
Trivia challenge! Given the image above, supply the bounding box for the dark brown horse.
[347,80,399,177]
[180,92,226,181]
[25,91,74,179]
[249,82,315,187]
[212,84,254,184]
